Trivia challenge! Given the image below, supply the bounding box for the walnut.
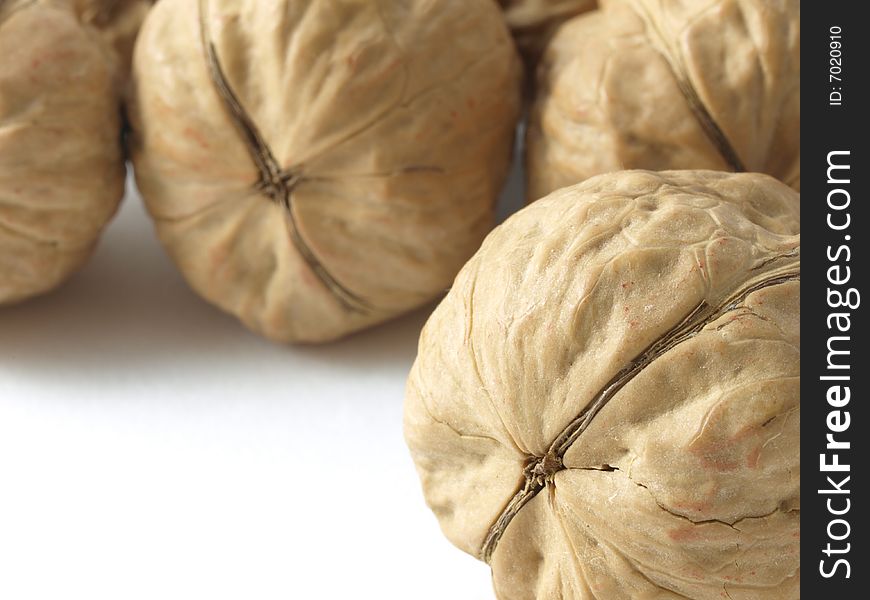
[405,170,800,599]
[0,0,125,305]
[127,0,521,343]
[527,0,800,202]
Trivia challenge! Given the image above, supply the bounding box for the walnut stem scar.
[197,0,369,313]
[479,251,800,563]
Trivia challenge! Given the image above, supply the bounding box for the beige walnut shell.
[497,0,597,66]
[0,0,125,305]
[405,170,800,599]
[527,0,800,202]
[128,0,521,343]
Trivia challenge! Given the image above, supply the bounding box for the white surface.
[0,163,525,600]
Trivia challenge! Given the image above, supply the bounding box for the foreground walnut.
[0,0,125,305]
[497,0,596,66]
[527,0,800,202]
[405,171,800,599]
[128,0,521,343]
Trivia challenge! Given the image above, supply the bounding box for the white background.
[0,161,524,599]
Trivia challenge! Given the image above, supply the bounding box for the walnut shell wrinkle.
[405,170,800,599]
[128,0,521,342]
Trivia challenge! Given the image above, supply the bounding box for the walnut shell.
[405,170,800,599]
[527,0,800,202]
[128,0,521,343]
[0,0,125,305]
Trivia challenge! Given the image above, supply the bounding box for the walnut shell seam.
[198,0,370,313]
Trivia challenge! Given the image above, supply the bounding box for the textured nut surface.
[405,171,800,599]
[0,0,125,305]
[527,0,800,201]
[128,0,521,343]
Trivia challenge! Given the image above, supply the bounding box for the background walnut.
[527,0,800,202]
[497,0,596,67]
[69,0,155,80]
[0,0,125,305]
[128,0,521,343]
[405,171,800,599]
